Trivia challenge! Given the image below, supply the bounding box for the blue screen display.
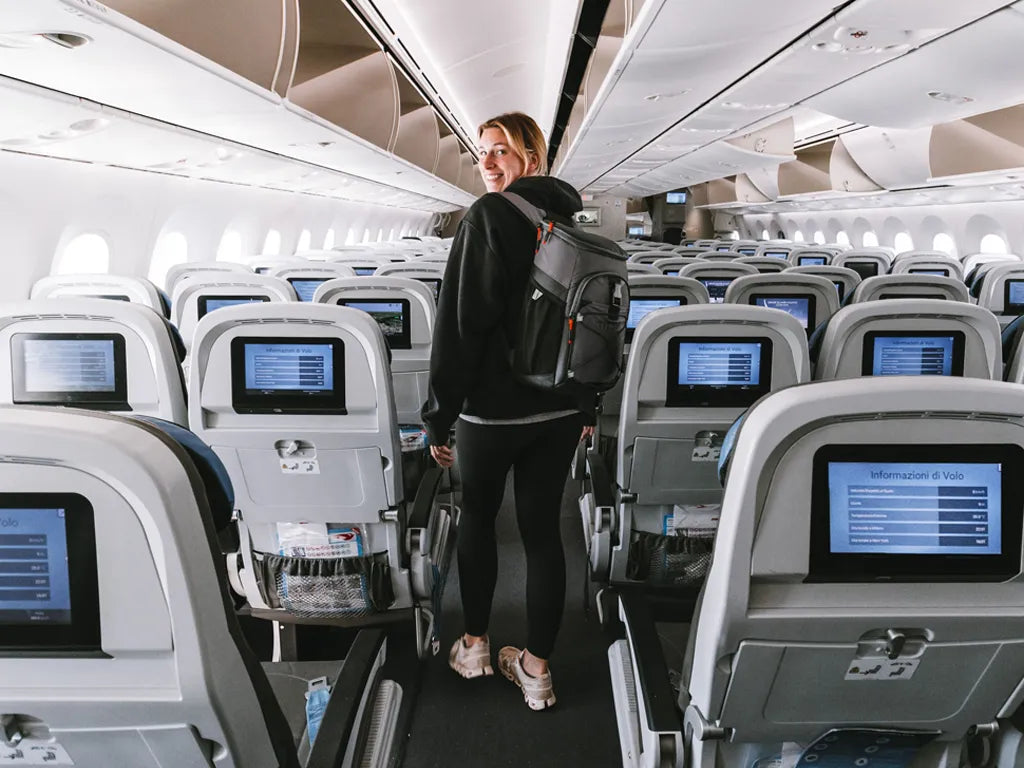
[23,338,115,393]
[834,281,845,301]
[666,192,687,204]
[677,341,761,386]
[289,278,328,302]
[341,301,405,338]
[871,335,955,376]
[798,256,827,266]
[827,461,1002,555]
[243,343,334,391]
[715,246,732,252]
[0,508,71,623]
[200,296,269,318]
[353,267,377,276]
[754,296,811,328]
[701,278,732,303]
[626,298,683,329]
[909,268,949,277]
[663,270,680,276]
[1008,280,1024,307]
[737,248,757,256]
[764,251,789,259]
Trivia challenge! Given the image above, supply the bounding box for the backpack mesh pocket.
[514,278,567,380]
[626,529,715,587]
[257,551,394,618]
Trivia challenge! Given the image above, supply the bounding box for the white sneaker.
[498,646,556,710]
[448,636,494,679]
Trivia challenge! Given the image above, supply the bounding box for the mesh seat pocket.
[256,551,394,618]
[626,529,715,587]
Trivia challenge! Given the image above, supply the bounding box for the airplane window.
[980,233,1008,254]
[376,228,385,242]
[263,229,281,256]
[296,229,312,253]
[761,228,770,240]
[863,231,879,247]
[836,231,850,246]
[217,229,243,262]
[894,232,914,252]
[813,231,825,244]
[149,232,187,288]
[323,228,336,249]
[933,233,956,256]
[56,233,110,275]
[363,228,372,243]
[793,231,805,242]
[728,231,738,240]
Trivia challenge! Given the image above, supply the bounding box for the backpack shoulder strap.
[497,191,547,227]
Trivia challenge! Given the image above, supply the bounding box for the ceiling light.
[927,90,973,104]
[40,32,90,49]
[644,90,691,102]
[721,101,789,111]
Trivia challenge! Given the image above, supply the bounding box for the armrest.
[617,587,685,739]
[587,447,615,511]
[306,628,387,768]
[408,466,444,530]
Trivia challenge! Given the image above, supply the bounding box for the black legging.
[454,414,584,659]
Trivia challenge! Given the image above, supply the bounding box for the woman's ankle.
[522,649,548,677]
[463,633,487,647]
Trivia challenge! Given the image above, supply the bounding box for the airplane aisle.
[398,471,622,767]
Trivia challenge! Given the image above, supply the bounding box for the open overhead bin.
[930,103,1024,184]
[839,126,932,190]
[734,174,772,203]
[393,70,441,173]
[436,123,462,187]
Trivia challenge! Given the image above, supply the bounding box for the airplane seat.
[173,276,297,352]
[165,261,253,296]
[583,305,809,615]
[268,265,357,303]
[628,251,673,265]
[30,274,164,315]
[329,254,393,276]
[833,250,893,280]
[1000,315,1024,381]
[753,244,793,260]
[0,298,187,425]
[156,288,172,319]
[724,273,841,337]
[0,406,396,768]
[627,263,661,276]
[679,262,758,304]
[974,265,1024,327]
[890,255,965,281]
[652,257,702,276]
[314,277,435,427]
[188,302,454,658]
[669,376,1024,768]
[372,263,446,304]
[814,299,1002,381]
[733,256,788,274]
[851,274,970,304]
[787,264,862,305]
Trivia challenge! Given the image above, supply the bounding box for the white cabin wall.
[0,151,434,300]
[733,200,1024,256]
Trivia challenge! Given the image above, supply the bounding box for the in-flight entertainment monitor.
[663,270,680,277]
[85,294,131,302]
[665,192,687,204]
[197,295,270,319]
[288,277,329,302]
[808,444,1024,582]
[909,268,950,277]
[737,247,757,256]
[861,331,965,377]
[878,293,947,301]
[416,278,442,303]
[715,246,732,252]
[254,267,271,275]
[665,336,772,407]
[1003,279,1024,314]
[230,337,346,415]
[353,267,378,276]
[798,256,828,266]
[764,251,790,259]
[833,281,846,302]
[12,333,129,410]
[750,294,815,330]
[0,493,101,652]
[337,299,412,349]
[700,278,733,304]
[625,297,686,341]
[847,261,880,279]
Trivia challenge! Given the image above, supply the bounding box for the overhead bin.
[706,177,739,206]
[734,174,771,203]
[393,71,441,173]
[930,103,1024,184]
[778,141,833,197]
[436,124,462,186]
[457,151,476,193]
[839,126,933,191]
[829,136,883,193]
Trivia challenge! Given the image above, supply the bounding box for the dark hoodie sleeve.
[420,215,509,446]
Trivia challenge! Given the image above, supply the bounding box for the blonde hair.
[478,112,548,176]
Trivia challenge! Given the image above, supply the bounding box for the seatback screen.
[86,294,131,302]
[809,445,1024,581]
[798,256,827,266]
[878,293,946,301]
[700,278,733,303]
[848,261,880,279]
[0,493,100,652]
[12,333,129,409]
[909,268,950,277]
[416,278,442,302]
[750,294,814,330]
[737,248,757,256]
[663,270,680,277]
[197,295,270,318]
[353,267,378,276]
[764,251,789,259]
[626,297,685,341]
[336,299,412,349]
[254,267,271,275]
[288,278,328,302]
[665,336,772,407]
[1003,279,1024,313]
[715,246,732,252]
[230,337,346,414]
[834,281,846,302]
[862,331,965,377]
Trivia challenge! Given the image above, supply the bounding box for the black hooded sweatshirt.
[421,175,594,447]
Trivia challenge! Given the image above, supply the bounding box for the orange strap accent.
[567,318,574,344]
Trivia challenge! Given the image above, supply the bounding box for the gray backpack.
[499,191,630,395]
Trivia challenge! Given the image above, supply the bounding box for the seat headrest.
[717,412,747,486]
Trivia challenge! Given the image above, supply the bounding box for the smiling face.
[478,126,536,193]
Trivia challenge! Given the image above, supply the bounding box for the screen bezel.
[808,444,1024,582]
[287,277,329,302]
[0,493,102,654]
[336,298,412,350]
[230,336,347,415]
[665,335,773,407]
[860,330,966,377]
[749,293,816,332]
[1003,279,1024,314]
[12,333,129,410]
[847,261,880,279]
[625,295,687,341]
[197,295,271,319]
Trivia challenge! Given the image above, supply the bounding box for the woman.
[421,111,593,711]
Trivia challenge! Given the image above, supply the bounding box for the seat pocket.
[256,550,394,617]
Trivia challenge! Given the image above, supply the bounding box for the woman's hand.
[580,426,595,442]
[430,443,455,468]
